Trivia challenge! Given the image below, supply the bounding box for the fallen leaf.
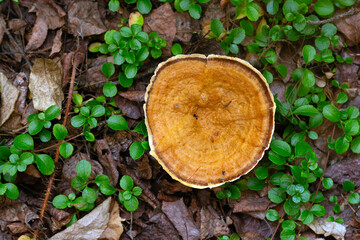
[335,11,360,47]
[306,216,346,240]
[174,12,195,44]
[136,212,181,239]
[229,191,272,213]
[114,95,142,119]
[200,206,229,239]
[119,91,145,102]
[25,17,48,51]
[0,16,5,45]
[29,58,64,112]
[95,139,119,185]
[233,214,273,240]
[50,29,63,56]
[144,3,176,56]
[162,198,200,240]
[85,56,109,86]
[22,0,65,30]
[325,156,360,187]
[12,72,28,117]
[98,200,124,240]
[135,154,152,180]
[68,1,107,37]
[0,72,20,126]
[50,197,113,240]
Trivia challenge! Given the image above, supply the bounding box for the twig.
[33,133,83,153]
[0,19,32,70]
[307,8,360,25]
[33,52,80,239]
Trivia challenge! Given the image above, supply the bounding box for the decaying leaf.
[67,1,107,37]
[200,207,229,239]
[0,72,20,126]
[50,29,63,57]
[162,198,200,240]
[25,17,48,51]
[307,216,346,240]
[50,198,121,240]
[29,58,64,112]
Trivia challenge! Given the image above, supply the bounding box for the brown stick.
[33,53,79,239]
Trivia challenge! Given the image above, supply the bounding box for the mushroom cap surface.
[144,54,275,189]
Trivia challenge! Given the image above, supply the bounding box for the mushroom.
[144,54,275,189]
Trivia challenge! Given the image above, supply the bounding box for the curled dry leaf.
[114,95,142,119]
[68,1,107,37]
[98,200,124,240]
[8,19,27,32]
[162,198,200,240]
[306,216,346,240]
[200,207,230,239]
[50,29,63,57]
[13,72,28,116]
[0,72,20,126]
[29,58,64,112]
[50,198,118,240]
[25,17,48,51]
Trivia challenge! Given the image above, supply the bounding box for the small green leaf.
[20,152,34,165]
[108,0,120,11]
[28,119,44,135]
[5,183,19,200]
[59,142,74,158]
[103,82,117,98]
[246,3,259,21]
[301,210,314,224]
[293,105,319,116]
[53,195,70,209]
[344,119,359,136]
[129,142,145,160]
[210,19,223,37]
[118,73,133,88]
[280,229,296,240]
[342,180,355,191]
[14,134,34,150]
[123,196,139,212]
[303,69,315,88]
[125,64,137,79]
[99,183,116,195]
[189,4,201,19]
[107,115,129,130]
[270,139,291,157]
[263,70,273,84]
[282,220,296,230]
[314,0,334,17]
[315,36,330,51]
[336,92,348,104]
[335,136,350,154]
[71,115,87,128]
[230,28,245,44]
[255,166,268,180]
[171,43,183,56]
[322,177,333,189]
[120,175,134,191]
[45,105,61,120]
[91,105,106,117]
[351,136,360,153]
[82,187,98,204]
[71,176,87,191]
[310,204,326,217]
[120,27,132,38]
[303,45,316,64]
[348,192,360,205]
[76,160,92,180]
[36,154,55,175]
[268,187,286,203]
[53,124,68,140]
[266,209,279,221]
[102,62,115,78]
[247,177,264,191]
[323,104,340,122]
[321,23,337,37]
[0,146,11,160]
[137,0,152,14]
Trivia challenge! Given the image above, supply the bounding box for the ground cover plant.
[0,0,359,239]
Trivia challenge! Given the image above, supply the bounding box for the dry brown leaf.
[25,17,48,51]
[335,11,360,47]
[68,1,107,37]
[50,29,63,56]
[0,72,20,126]
[144,3,176,56]
[94,139,119,185]
[114,95,142,119]
[22,0,65,30]
[162,198,200,240]
[200,207,229,239]
[174,12,195,44]
[119,91,145,102]
[8,19,27,32]
[0,16,5,45]
[50,198,112,240]
[29,58,64,112]
[229,191,272,213]
[98,200,124,240]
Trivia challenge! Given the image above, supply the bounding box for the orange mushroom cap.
[144,54,275,189]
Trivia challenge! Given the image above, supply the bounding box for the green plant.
[217,233,240,240]
[108,0,152,15]
[53,160,142,223]
[95,24,166,89]
[174,0,210,19]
